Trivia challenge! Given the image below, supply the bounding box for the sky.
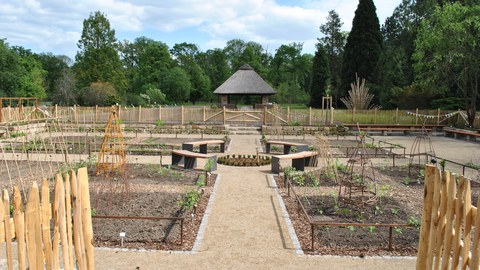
[0,0,402,60]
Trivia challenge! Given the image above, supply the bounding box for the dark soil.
[274,164,443,256]
[89,163,216,251]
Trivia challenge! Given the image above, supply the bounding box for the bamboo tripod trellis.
[408,125,436,174]
[338,132,377,207]
[314,135,338,183]
[95,108,126,176]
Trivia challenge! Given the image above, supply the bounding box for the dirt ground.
[90,164,216,251]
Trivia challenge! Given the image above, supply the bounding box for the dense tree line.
[0,2,478,125]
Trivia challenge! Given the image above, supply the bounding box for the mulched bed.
[273,164,444,256]
[89,164,216,251]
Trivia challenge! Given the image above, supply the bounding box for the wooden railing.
[0,168,94,270]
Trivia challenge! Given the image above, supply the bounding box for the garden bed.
[89,163,216,251]
[273,164,476,256]
[218,154,271,166]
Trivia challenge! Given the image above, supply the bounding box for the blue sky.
[1,0,402,60]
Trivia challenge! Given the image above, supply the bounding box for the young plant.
[393,227,403,235]
[408,216,421,229]
[347,225,356,236]
[367,226,376,233]
[390,208,399,216]
[178,190,201,211]
[401,176,411,185]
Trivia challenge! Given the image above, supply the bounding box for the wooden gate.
[416,165,480,270]
[204,107,287,126]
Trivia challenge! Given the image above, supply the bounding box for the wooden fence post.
[181,106,184,125]
[2,190,13,270]
[78,168,95,270]
[13,187,26,270]
[138,105,142,122]
[416,108,419,125]
[263,107,267,125]
[95,105,98,124]
[203,106,206,123]
[374,108,377,124]
[416,165,436,270]
[223,106,226,125]
[330,106,334,125]
[287,106,290,123]
[395,108,399,124]
[308,107,312,126]
[437,108,440,125]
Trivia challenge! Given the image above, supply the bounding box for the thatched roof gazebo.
[214,64,276,108]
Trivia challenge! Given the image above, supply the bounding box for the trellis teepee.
[95,107,126,176]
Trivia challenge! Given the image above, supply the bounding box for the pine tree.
[340,0,382,102]
[74,11,126,103]
[309,45,330,108]
[319,10,346,106]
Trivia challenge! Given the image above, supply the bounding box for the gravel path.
[94,134,417,269]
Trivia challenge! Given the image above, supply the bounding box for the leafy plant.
[393,227,403,235]
[91,208,97,217]
[367,226,376,233]
[204,158,214,172]
[390,208,399,216]
[288,120,301,126]
[374,205,383,216]
[155,119,165,127]
[10,131,27,138]
[408,216,421,228]
[196,174,206,187]
[347,225,355,236]
[178,190,201,210]
[401,176,411,185]
[440,159,446,171]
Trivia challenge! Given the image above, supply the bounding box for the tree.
[52,68,77,105]
[171,43,211,103]
[74,11,126,103]
[340,0,382,101]
[318,10,347,106]
[196,49,231,92]
[81,82,118,106]
[121,37,173,99]
[269,43,312,104]
[0,41,47,98]
[36,53,70,100]
[376,0,418,108]
[163,67,191,103]
[309,45,330,108]
[413,3,480,127]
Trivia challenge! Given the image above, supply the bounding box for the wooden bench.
[444,129,480,142]
[271,151,318,174]
[182,140,225,154]
[171,150,217,171]
[360,127,432,136]
[266,140,309,154]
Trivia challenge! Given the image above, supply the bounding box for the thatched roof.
[213,64,276,95]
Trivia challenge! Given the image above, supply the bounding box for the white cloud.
[0,0,401,58]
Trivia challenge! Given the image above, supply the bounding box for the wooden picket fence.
[0,167,94,270]
[417,165,480,270]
